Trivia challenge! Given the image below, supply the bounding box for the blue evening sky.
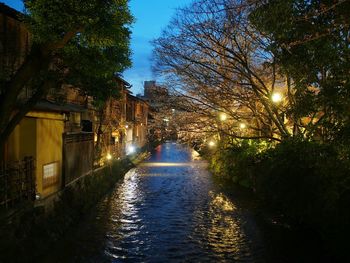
[1,0,192,94]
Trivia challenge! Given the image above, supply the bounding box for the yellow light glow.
[106,153,112,160]
[212,193,236,212]
[271,92,283,103]
[239,123,246,129]
[208,141,216,147]
[139,162,207,167]
[220,113,227,121]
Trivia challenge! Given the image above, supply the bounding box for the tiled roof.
[34,99,87,113]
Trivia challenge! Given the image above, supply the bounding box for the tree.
[0,0,133,161]
[250,0,350,141]
[62,39,132,161]
[153,0,292,145]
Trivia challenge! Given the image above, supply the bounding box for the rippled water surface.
[43,142,332,263]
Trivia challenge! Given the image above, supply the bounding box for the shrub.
[255,139,350,257]
[207,138,350,257]
[208,140,270,188]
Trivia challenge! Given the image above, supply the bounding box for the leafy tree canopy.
[0,0,133,157]
[250,0,350,139]
[25,0,133,99]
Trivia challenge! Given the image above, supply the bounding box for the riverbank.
[206,139,350,262]
[0,155,140,262]
[214,177,340,263]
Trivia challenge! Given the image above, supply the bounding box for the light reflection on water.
[45,142,265,262]
[96,143,264,262]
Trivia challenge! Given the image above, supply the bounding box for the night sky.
[1,0,193,94]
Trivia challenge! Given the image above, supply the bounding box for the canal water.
[43,142,333,263]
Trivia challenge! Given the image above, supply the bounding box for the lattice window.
[42,162,59,189]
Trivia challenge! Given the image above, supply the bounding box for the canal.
[43,142,333,262]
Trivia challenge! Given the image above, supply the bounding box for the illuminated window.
[42,162,59,189]
[70,112,81,127]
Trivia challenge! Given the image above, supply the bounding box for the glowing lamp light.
[208,141,216,147]
[239,123,247,129]
[127,145,135,155]
[220,113,227,121]
[125,125,129,129]
[106,153,112,160]
[271,92,283,103]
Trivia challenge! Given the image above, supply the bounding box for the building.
[98,79,149,163]
[0,3,31,81]
[0,4,149,208]
[141,80,178,141]
[126,92,149,150]
[142,80,169,109]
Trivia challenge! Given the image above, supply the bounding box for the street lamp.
[208,140,216,147]
[239,123,246,129]
[220,113,227,121]
[271,92,283,103]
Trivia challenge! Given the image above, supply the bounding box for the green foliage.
[208,138,350,257]
[25,0,133,45]
[208,140,272,188]
[0,0,133,149]
[63,43,131,104]
[250,0,350,140]
[256,139,350,256]
[55,0,133,103]
[256,141,345,220]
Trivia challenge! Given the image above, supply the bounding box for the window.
[42,162,59,189]
[70,112,81,127]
